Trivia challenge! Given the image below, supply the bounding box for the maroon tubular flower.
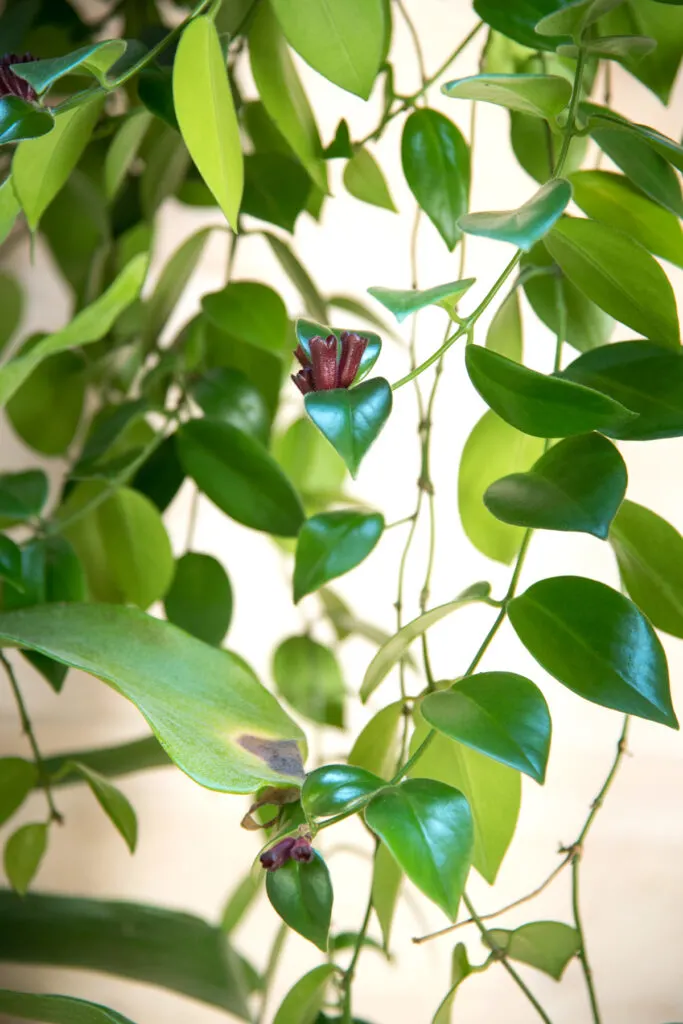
[309,334,339,392]
[291,365,315,395]
[291,331,368,395]
[0,54,38,103]
[337,331,368,388]
[290,837,314,863]
[260,836,296,872]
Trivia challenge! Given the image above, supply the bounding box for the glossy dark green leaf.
[0,535,23,591]
[0,603,306,793]
[443,73,571,120]
[164,552,232,647]
[401,108,469,251]
[508,575,678,726]
[368,279,474,323]
[0,989,135,1024]
[6,351,85,456]
[4,822,47,895]
[270,0,385,99]
[510,110,586,184]
[349,701,404,780]
[266,852,332,952]
[12,41,126,94]
[360,583,491,702]
[474,0,576,50]
[305,377,392,478]
[273,635,345,728]
[365,779,473,919]
[302,764,384,819]
[295,318,381,383]
[561,342,683,441]
[487,921,579,979]
[272,964,338,1024]
[422,672,551,783]
[242,152,310,231]
[0,96,53,145]
[178,418,304,537]
[132,434,185,512]
[589,123,683,218]
[546,218,680,347]
[0,274,23,356]
[465,346,634,438]
[294,510,384,602]
[610,500,683,639]
[0,890,251,1018]
[0,759,38,827]
[265,232,328,323]
[460,179,570,251]
[343,147,396,212]
[67,762,137,853]
[484,432,627,538]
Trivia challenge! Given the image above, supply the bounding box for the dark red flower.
[259,834,315,871]
[291,331,368,395]
[290,837,314,863]
[0,54,38,103]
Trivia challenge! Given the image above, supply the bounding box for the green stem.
[572,857,601,1024]
[396,0,428,86]
[341,890,374,1022]
[255,923,288,1024]
[553,47,587,178]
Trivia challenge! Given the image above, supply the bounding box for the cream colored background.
[1,2,683,1022]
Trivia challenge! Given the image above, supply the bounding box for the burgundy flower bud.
[309,334,339,391]
[293,344,311,369]
[337,331,368,388]
[0,54,38,102]
[260,836,296,872]
[290,837,314,863]
[291,367,315,395]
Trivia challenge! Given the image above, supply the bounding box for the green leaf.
[610,500,683,639]
[249,2,327,192]
[4,823,48,895]
[0,989,136,1024]
[598,2,683,103]
[474,0,577,50]
[295,318,381,383]
[242,152,311,232]
[132,435,185,512]
[545,218,680,348]
[443,74,571,121]
[0,254,147,408]
[6,351,85,456]
[192,368,270,445]
[459,179,571,251]
[138,67,178,130]
[565,33,657,61]
[329,294,400,340]
[0,96,53,145]
[13,41,126,95]
[140,123,189,218]
[203,280,289,361]
[371,841,401,951]
[510,110,587,184]
[422,672,551,783]
[568,171,683,269]
[221,872,263,934]
[143,228,211,346]
[59,484,173,610]
[534,0,623,36]
[0,470,48,526]
[561,341,683,441]
[266,853,332,952]
[68,762,137,853]
[409,716,520,886]
[0,535,23,591]
[305,377,392,478]
[12,96,103,231]
[401,108,470,251]
[432,944,473,1024]
[178,418,304,536]
[43,736,170,789]
[459,410,545,564]
[367,279,475,323]
[105,108,151,202]
[272,964,338,1024]
[0,759,38,826]
[486,290,522,362]
[0,176,21,246]
[487,921,579,979]
[273,416,346,501]
[508,575,677,726]
[273,635,345,728]
[164,551,233,646]
[0,274,22,355]
[265,232,328,323]
[173,16,243,228]
[484,432,627,539]
[0,890,251,1018]
[270,0,385,99]
[465,346,634,438]
[365,778,473,919]
[589,123,683,218]
[0,603,305,793]
[343,148,396,212]
[349,701,404,780]
[294,510,384,602]
[302,764,384,819]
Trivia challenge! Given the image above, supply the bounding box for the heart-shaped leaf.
[465,346,635,438]
[365,778,473,919]
[459,179,571,251]
[302,764,384,819]
[422,672,552,783]
[508,576,678,727]
[561,341,683,441]
[443,74,572,121]
[343,147,396,211]
[305,378,392,477]
[0,97,53,145]
[266,852,333,951]
[367,279,475,323]
[294,510,384,602]
[484,432,627,539]
[486,921,579,980]
[295,318,381,384]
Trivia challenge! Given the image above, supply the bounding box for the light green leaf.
[0,176,20,246]
[13,41,127,95]
[0,759,38,827]
[432,944,473,1024]
[265,232,328,322]
[272,964,338,1024]
[221,872,263,934]
[0,989,136,1024]
[173,16,243,228]
[13,95,103,231]
[368,279,475,323]
[68,762,137,853]
[486,289,522,362]
[459,179,571,251]
[104,108,152,201]
[4,823,48,895]
[343,148,396,212]
[0,254,147,407]
[371,841,402,951]
[349,702,405,780]
[7,350,86,456]
[144,229,211,345]
[443,73,571,121]
[0,273,22,354]
[360,583,492,702]
[270,0,386,99]
[273,635,345,728]
[273,417,346,501]
[487,921,579,979]
[294,510,384,602]
[0,603,306,793]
